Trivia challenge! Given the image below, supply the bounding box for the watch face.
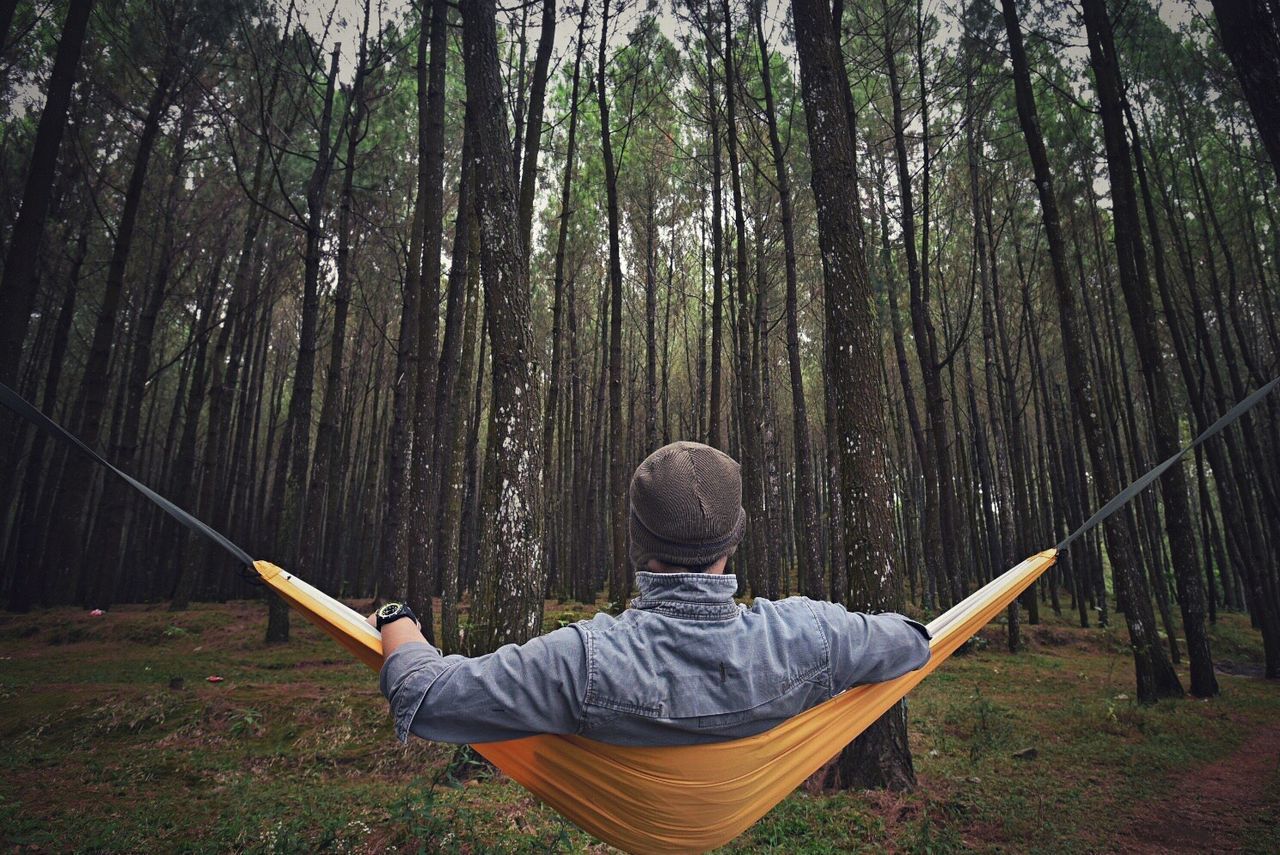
[378,602,403,619]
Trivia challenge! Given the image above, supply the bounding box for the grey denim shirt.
[379,572,931,747]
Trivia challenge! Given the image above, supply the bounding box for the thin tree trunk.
[1081,0,1216,696]
[1000,0,1181,702]
[0,0,93,385]
[752,0,821,597]
[705,0,725,449]
[1212,0,1280,185]
[301,0,371,596]
[7,223,85,610]
[52,57,174,601]
[406,0,448,636]
[883,11,960,606]
[90,103,194,607]
[542,0,589,584]
[266,45,341,643]
[598,0,630,608]
[516,0,555,247]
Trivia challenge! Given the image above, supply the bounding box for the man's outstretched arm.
[809,601,932,691]
[368,611,587,744]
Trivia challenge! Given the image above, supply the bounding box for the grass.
[1,597,1278,853]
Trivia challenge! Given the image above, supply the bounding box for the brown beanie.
[628,441,746,571]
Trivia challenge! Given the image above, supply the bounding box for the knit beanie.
[628,441,746,571]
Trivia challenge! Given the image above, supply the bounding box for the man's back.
[379,441,930,747]
[380,572,930,746]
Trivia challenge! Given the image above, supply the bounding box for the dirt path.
[1116,719,1280,853]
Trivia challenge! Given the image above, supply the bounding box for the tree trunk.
[7,223,86,611]
[705,0,725,449]
[753,0,820,598]
[0,0,92,385]
[792,0,915,791]
[406,0,448,637]
[1080,0,1216,696]
[598,0,630,608]
[883,10,961,605]
[436,126,478,652]
[89,102,194,608]
[516,0,555,247]
[1212,0,1280,185]
[266,45,341,643]
[52,58,173,602]
[542,0,589,589]
[301,0,371,597]
[1000,0,1181,702]
[462,0,546,651]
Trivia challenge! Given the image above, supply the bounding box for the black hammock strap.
[2,374,1277,571]
[0,380,255,569]
[1055,374,1279,551]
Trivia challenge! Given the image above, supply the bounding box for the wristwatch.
[375,602,419,630]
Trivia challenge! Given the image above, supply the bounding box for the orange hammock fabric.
[256,549,1058,854]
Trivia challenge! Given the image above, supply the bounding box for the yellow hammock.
[255,548,1057,854]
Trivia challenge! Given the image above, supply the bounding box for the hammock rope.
[2,376,1276,854]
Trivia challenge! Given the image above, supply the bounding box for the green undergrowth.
[1,599,1277,853]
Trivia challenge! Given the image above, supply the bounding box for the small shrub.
[902,809,966,855]
[942,687,1014,762]
[228,707,264,738]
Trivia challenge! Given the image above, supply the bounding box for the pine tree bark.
[462,0,546,650]
[1000,0,1181,702]
[792,0,915,791]
[1212,0,1280,185]
[406,0,448,635]
[1080,0,1216,696]
[0,0,93,385]
[301,0,372,594]
[752,0,820,598]
[266,45,341,643]
[598,0,630,608]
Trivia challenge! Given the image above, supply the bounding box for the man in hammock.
[370,441,930,746]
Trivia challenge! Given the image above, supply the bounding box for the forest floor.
[1,594,1278,854]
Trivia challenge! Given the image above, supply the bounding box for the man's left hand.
[366,609,428,658]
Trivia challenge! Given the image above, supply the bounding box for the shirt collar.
[628,572,741,620]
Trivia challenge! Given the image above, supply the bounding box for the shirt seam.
[579,627,596,735]
[801,598,835,696]
[633,604,740,621]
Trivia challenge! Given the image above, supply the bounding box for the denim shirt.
[379,572,931,747]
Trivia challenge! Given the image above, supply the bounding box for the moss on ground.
[1,599,1277,853]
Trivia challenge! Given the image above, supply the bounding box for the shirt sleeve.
[378,626,588,744]
[810,601,932,691]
